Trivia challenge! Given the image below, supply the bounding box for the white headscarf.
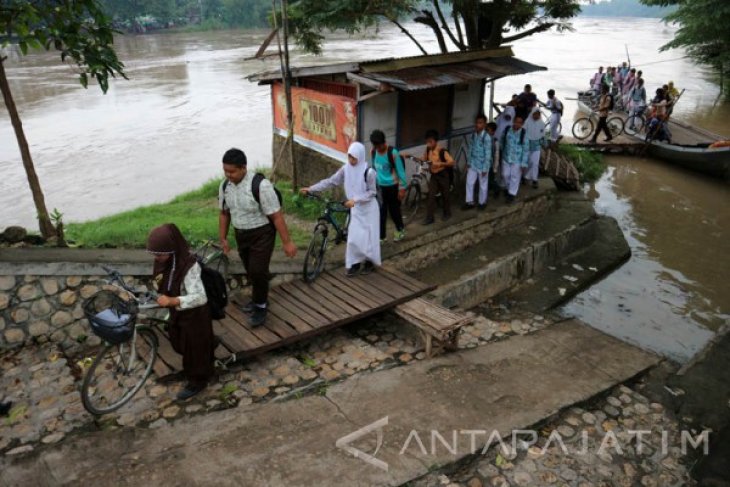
[344,142,368,199]
[525,107,546,140]
[495,106,515,140]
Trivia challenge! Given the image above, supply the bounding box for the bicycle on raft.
[301,193,351,283]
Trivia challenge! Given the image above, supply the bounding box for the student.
[545,89,563,143]
[495,104,515,140]
[486,122,502,199]
[500,116,529,203]
[369,130,407,242]
[218,148,297,327]
[463,114,492,210]
[516,84,538,121]
[591,85,614,144]
[524,108,546,189]
[628,78,647,130]
[422,130,454,225]
[591,66,604,93]
[301,142,381,276]
[147,223,215,400]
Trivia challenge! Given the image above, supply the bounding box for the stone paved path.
[1,320,659,486]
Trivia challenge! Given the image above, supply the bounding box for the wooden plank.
[212,320,248,352]
[217,316,265,350]
[304,278,367,314]
[280,281,344,321]
[288,279,359,317]
[362,272,414,299]
[152,328,183,372]
[318,273,381,309]
[267,299,319,335]
[379,267,431,293]
[326,270,395,304]
[226,306,282,345]
[269,287,328,328]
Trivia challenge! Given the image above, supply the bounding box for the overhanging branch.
[414,9,448,53]
[433,0,466,51]
[501,22,554,44]
[387,17,428,55]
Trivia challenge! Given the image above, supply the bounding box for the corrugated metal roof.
[247,47,546,88]
[353,57,546,91]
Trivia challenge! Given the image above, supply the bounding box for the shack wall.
[360,92,398,146]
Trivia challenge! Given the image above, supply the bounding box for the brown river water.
[1,18,728,361]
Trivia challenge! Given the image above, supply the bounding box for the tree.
[286,0,581,55]
[1,1,126,238]
[641,0,730,97]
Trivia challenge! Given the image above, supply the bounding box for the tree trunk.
[0,57,56,239]
[414,10,448,53]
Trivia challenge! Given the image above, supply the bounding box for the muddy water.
[1,18,728,359]
[563,157,729,363]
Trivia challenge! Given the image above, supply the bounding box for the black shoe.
[361,261,375,275]
[461,203,476,210]
[442,213,452,221]
[0,401,12,417]
[239,301,255,314]
[177,382,206,401]
[532,181,539,189]
[248,307,267,327]
[478,203,487,211]
[422,217,435,226]
[506,194,515,204]
[346,263,361,277]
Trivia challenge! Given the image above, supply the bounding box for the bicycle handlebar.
[101,266,159,308]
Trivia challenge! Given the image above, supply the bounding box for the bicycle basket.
[83,291,138,345]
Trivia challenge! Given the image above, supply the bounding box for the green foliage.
[286,0,581,55]
[557,144,607,182]
[1,0,127,93]
[641,0,730,96]
[65,177,315,248]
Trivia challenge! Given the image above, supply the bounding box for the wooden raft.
[392,298,474,357]
[151,267,436,375]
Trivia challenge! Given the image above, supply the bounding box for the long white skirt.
[346,198,381,269]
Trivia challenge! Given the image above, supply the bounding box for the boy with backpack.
[545,89,563,143]
[369,130,407,242]
[463,114,492,211]
[218,148,297,327]
[500,116,530,203]
[417,129,454,225]
[590,85,614,144]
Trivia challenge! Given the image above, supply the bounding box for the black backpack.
[425,146,448,163]
[222,173,283,213]
[196,261,228,320]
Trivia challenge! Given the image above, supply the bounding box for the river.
[1,17,728,362]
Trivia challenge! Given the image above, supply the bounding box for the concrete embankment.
[0,320,659,486]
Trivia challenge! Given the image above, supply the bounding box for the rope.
[548,56,690,72]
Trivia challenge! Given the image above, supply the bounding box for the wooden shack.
[249,46,546,184]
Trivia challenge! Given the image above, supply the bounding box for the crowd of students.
[588,63,679,143]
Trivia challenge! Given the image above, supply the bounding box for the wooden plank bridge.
[151,267,438,376]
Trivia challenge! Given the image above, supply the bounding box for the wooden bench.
[392,298,474,357]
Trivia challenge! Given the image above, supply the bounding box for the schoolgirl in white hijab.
[302,142,381,276]
[524,108,546,188]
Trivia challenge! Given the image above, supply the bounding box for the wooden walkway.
[151,267,436,376]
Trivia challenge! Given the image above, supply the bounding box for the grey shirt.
[219,171,281,230]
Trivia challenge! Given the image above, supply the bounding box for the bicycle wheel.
[607,116,625,138]
[624,115,644,136]
[401,183,421,223]
[81,327,158,415]
[303,223,328,283]
[572,118,594,140]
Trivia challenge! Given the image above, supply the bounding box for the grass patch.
[66,176,329,249]
[557,144,607,182]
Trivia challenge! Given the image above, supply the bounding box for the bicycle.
[301,193,351,283]
[624,106,647,136]
[539,106,563,135]
[401,156,431,223]
[80,266,165,415]
[571,110,625,141]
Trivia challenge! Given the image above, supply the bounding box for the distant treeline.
[100,0,272,32]
[579,0,675,18]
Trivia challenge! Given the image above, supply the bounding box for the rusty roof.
[248,47,547,89]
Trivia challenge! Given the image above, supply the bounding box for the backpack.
[370,146,404,179]
[553,99,564,116]
[196,261,228,320]
[222,173,283,213]
[501,127,526,151]
[425,147,448,163]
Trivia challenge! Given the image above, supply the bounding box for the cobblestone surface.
[411,383,696,487]
[0,304,558,456]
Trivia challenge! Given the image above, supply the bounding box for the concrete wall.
[361,92,398,144]
[451,81,483,131]
[272,133,344,189]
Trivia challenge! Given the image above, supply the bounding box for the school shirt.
[468,130,492,172]
[219,171,281,230]
[423,144,454,175]
[546,98,563,115]
[630,86,646,106]
[501,129,530,167]
[372,148,407,187]
[177,263,208,310]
